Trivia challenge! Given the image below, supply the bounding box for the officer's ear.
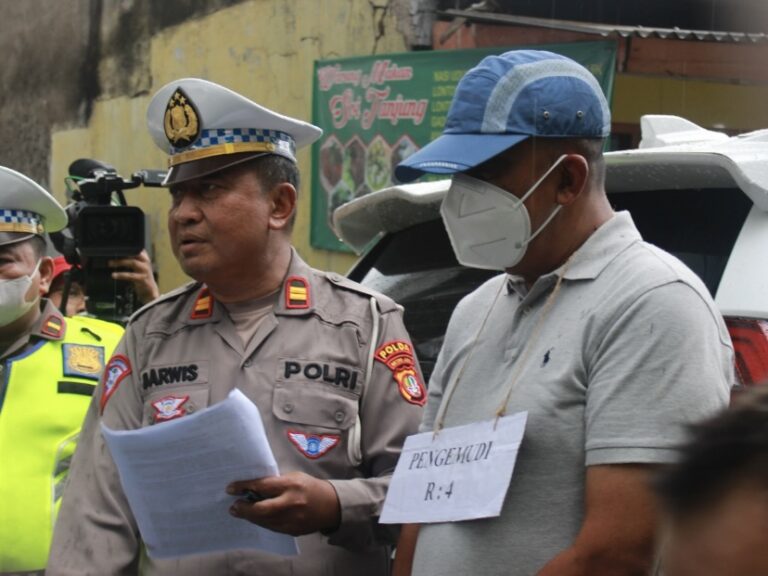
[37,256,55,296]
[268,182,297,232]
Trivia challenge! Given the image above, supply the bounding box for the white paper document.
[101,388,298,559]
[380,411,528,524]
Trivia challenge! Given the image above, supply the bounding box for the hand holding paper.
[228,472,341,535]
[101,388,299,559]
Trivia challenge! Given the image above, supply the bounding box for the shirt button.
[334,410,345,423]
[244,359,252,367]
[283,403,294,414]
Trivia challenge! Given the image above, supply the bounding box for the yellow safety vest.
[0,315,123,574]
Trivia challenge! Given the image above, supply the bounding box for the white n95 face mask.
[440,155,567,271]
[0,259,41,327]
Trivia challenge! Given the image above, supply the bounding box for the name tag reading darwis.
[380,411,527,524]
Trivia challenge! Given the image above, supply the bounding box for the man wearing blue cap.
[49,79,423,575]
[0,166,123,575]
[392,51,732,575]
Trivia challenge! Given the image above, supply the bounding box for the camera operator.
[51,159,164,323]
[47,251,159,317]
[0,165,124,575]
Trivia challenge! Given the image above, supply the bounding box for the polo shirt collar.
[506,211,641,296]
[561,211,641,281]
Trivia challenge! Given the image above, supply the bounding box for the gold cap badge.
[164,88,200,148]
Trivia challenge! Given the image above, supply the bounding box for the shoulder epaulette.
[127,281,202,325]
[323,272,399,314]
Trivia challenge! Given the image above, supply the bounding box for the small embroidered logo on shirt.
[287,431,340,459]
[152,395,190,423]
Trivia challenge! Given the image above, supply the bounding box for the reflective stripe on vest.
[0,316,123,573]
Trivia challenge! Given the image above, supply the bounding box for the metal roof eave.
[439,9,768,44]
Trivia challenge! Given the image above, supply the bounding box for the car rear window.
[349,186,751,380]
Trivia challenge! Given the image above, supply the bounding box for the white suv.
[333,116,768,386]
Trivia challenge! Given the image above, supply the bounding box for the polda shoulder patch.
[374,340,426,406]
[100,354,132,414]
[285,276,310,309]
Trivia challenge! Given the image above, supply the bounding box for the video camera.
[50,158,166,323]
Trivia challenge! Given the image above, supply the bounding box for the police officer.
[49,78,424,575]
[0,166,124,575]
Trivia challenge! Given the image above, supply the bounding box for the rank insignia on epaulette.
[285,276,310,309]
[191,288,213,319]
[374,340,427,406]
[164,87,200,148]
[63,344,104,381]
[287,431,339,459]
[41,315,64,338]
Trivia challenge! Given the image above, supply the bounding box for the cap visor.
[394,133,529,183]
[0,232,36,247]
[163,152,271,186]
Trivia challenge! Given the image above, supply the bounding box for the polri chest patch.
[374,340,426,406]
[279,359,361,392]
[287,431,340,459]
[63,344,104,381]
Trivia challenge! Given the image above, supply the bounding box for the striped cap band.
[0,209,44,234]
[169,128,296,167]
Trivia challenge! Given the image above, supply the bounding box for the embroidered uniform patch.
[191,288,213,319]
[287,431,340,459]
[41,315,64,338]
[152,395,190,423]
[63,344,104,381]
[100,355,132,413]
[284,276,310,309]
[374,340,426,406]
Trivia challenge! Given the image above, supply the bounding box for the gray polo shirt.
[414,211,733,576]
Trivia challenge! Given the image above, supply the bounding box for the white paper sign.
[380,411,527,524]
[101,388,298,559]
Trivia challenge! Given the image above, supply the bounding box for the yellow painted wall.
[613,74,768,132]
[50,0,407,293]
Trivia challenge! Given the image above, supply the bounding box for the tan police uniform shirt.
[48,251,424,576]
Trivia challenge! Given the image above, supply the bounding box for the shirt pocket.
[141,384,211,426]
[272,380,359,432]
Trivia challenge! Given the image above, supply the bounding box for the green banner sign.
[311,41,617,251]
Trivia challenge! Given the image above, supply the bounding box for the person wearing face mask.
[391,51,733,576]
[0,166,124,575]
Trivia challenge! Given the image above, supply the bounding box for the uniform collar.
[184,248,316,324]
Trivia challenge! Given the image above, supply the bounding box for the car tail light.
[725,317,768,387]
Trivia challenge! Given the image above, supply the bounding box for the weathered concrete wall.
[1,0,412,292]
